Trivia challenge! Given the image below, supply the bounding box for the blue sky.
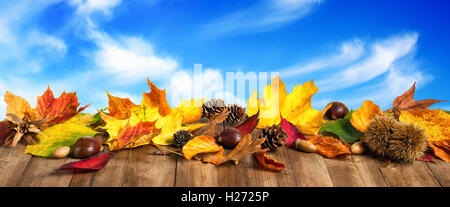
[0,0,449,118]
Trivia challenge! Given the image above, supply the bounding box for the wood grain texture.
[122,145,177,187]
[426,159,450,186]
[324,155,387,187]
[0,145,32,186]
[375,160,441,187]
[1,138,449,187]
[16,156,74,187]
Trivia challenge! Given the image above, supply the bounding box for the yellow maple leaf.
[175,98,204,124]
[152,109,183,145]
[4,91,38,121]
[247,76,330,135]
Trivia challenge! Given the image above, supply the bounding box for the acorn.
[72,136,102,158]
[350,141,366,154]
[53,146,70,158]
[217,128,242,148]
[324,102,349,120]
[294,139,317,153]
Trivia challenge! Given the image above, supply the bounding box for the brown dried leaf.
[199,134,268,165]
[386,82,446,113]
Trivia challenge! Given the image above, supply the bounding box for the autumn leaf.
[0,121,13,145]
[36,87,90,126]
[24,114,97,157]
[191,109,229,137]
[152,109,183,146]
[106,92,137,120]
[319,111,364,144]
[308,136,351,158]
[110,121,158,151]
[142,78,172,117]
[176,98,204,124]
[247,76,330,135]
[59,152,117,172]
[386,82,446,113]
[399,109,450,142]
[399,109,450,162]
[255,152,286,171]
[280,115,306,147]
[235,111,259,135]
[182,135,222,160]
[429,140,450,162]
[198,134,267,165]
[350,100,382,132]
[4,91,39,121]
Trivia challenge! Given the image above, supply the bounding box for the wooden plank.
[426,159,450,187]
[323,155,387,187]
[0,144,32,186]
[375,160,441,187]
[122,145,177,187]
[16,156,74,187]
[89,150,130,187]
[69,150,131,187]
[175,156,220,187]
[284,149,334,187]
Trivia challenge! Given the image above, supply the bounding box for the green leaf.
[24,114,97,157]
[319,110,363,144]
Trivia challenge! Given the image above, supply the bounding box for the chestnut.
[72,136,102,158]
[217,128,242,148]
[324,102,349,120]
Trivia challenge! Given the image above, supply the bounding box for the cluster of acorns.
[172,98,288,152]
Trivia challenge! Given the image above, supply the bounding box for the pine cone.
[202,99,225,119]
[260,125,287,151]
[225,104,246,125]
[173,130,193,148]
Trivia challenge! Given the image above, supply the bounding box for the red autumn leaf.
[255,152,286,171]
[235,111,259,135]
[0,121,13,145]
[386,82,446,113]
[418,152,434,162]
[36,86,90,126]
[59,152,117,172]
[110,121,157,151]
[280,115,306,147]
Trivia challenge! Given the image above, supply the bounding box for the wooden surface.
[0,125,448,187]
[1,145,448,187]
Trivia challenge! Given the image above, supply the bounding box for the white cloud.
[281,39,364,77]
[199,0,321,38]
[70,0,122,15]
[28,30,68,57]
[92,33,178,84]
[317,33,419,92]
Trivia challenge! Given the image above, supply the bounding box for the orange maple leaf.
[142,78,172,117]
[106,92,137,120]
[36,86,90,126]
